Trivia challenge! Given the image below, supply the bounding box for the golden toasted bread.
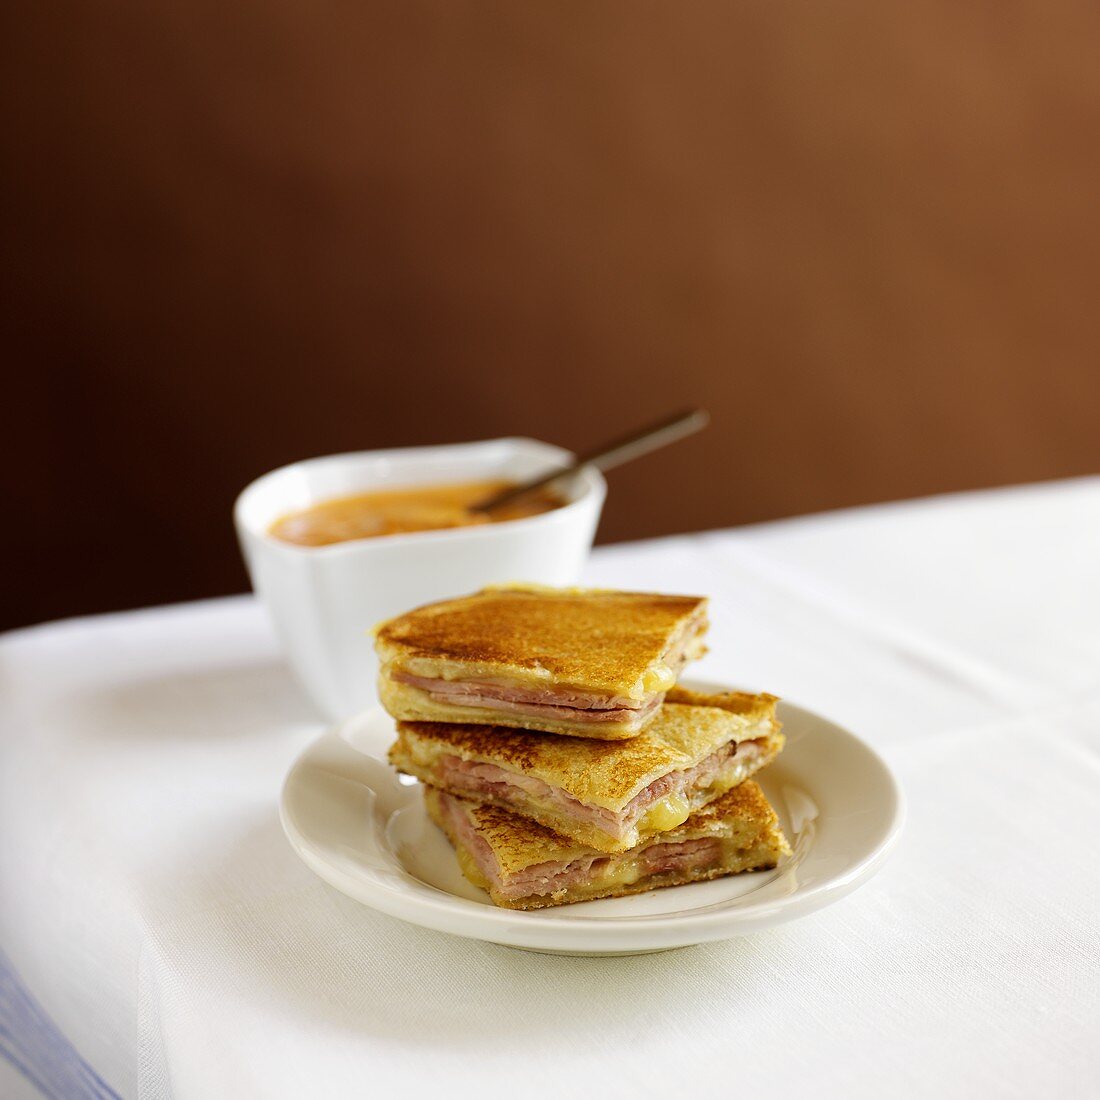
[426,781,791,910]
[389,691,784,852]
[375,584,707,695]
[391,692,779,810]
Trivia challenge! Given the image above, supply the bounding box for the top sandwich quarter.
[373,584,709,740]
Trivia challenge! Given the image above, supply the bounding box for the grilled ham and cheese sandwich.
[389,687,784,853]
[375,584,708,740]
[426,780,790,910]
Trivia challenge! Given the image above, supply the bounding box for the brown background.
[4,1,1099,631]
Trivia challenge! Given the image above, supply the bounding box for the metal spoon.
[471,407,710,512]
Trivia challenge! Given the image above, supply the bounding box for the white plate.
[279,682,904,954]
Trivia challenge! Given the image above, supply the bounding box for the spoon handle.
[474,408,709,512]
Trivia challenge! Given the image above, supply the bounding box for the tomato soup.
[268,480,564,547]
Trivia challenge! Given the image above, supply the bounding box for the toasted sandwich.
[388,687,784,853]
[374,584,708,740]
[426,780,790,910]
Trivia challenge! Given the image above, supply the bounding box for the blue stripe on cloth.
[0,949,121,1100]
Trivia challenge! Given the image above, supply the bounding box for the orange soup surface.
[268,479,565,547]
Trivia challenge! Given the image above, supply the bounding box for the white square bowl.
[234,438,606,720]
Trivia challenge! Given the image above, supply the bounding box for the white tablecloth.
[2,479,1098,1100]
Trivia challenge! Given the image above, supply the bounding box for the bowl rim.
[233,436,607,558]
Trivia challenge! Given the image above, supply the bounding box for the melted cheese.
[707,739,765,796]
[599,858,644,887]
[639,794,691,833]
[642,662,677,693]
[709,770,743,797]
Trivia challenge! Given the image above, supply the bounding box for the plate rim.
[279,683,906,951]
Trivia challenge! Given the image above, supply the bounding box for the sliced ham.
[432,737,768,846]
[441,791,723,900]
[639,837,722,877]
[498,854,605,899]
[392,673,650,712]
[442,793,502,881]
[394,674,662,724]
[438,755,623,832]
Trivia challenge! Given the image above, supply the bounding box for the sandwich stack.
[375,584,791,910]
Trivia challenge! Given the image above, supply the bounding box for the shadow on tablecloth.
[136,810,802,1052]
